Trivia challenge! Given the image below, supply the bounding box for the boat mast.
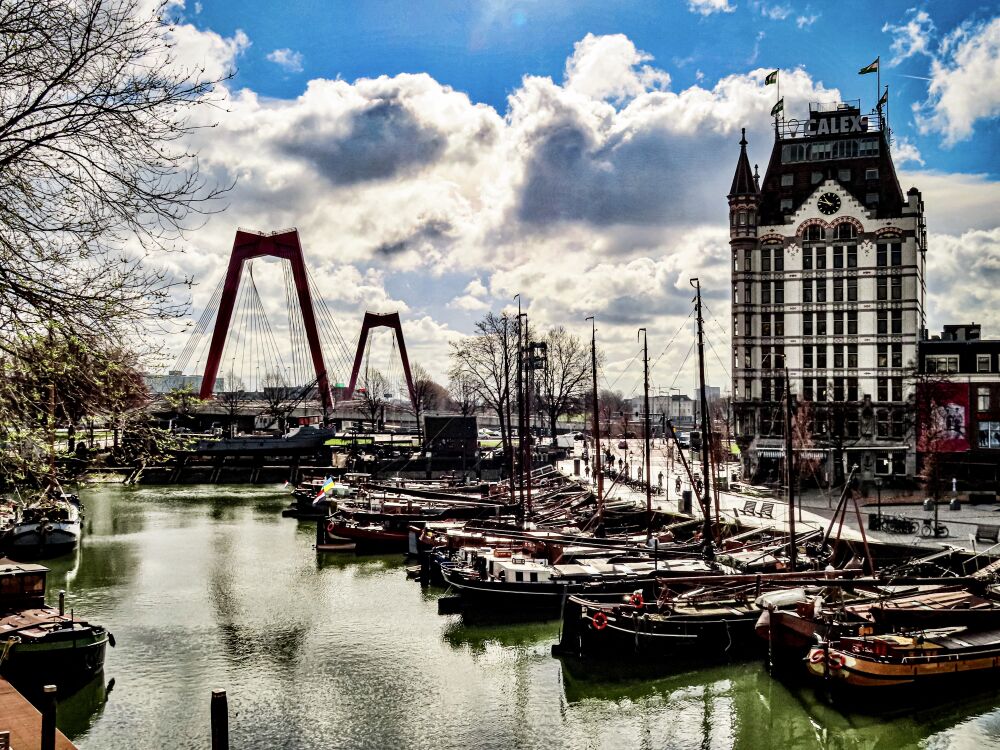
[639,327,651,539]
[514,295,525,517]
[691,279,713,556]
[587,316,604,530]
[784,366,797,568]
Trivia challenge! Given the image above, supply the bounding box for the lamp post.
[875,476,882,530]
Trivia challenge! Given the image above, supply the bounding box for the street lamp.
[875,476,883,530]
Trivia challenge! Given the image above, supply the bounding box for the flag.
[877,87,889,108]
[770,98,784,116]
[859,57,879,75]
[764,70,778,85]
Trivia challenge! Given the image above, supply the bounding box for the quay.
[0,679,76,750]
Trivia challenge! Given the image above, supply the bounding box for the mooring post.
[315,518,324,547]
[211,689,229,750]
[58,590,65,616]
[40,684,56,750]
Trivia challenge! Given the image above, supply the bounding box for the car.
[617,439,628,449]
[573,432,585,441]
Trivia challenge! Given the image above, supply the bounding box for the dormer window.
[780,198,793,212]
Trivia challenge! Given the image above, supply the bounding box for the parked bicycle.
[921,520,950,538]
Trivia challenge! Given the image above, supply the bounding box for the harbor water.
[39,484,1000,749]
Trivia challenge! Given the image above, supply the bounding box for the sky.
[155,0,1000,401]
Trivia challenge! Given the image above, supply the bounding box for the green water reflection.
[36,484,1000,749]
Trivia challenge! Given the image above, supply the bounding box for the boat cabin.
[0,560,48,611]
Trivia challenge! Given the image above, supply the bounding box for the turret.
[728,128,760,241]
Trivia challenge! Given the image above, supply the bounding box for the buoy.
[592,611,608,631]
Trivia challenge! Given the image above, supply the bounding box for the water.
[31,484,1000,749]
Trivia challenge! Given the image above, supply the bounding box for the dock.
[0,678,77,750]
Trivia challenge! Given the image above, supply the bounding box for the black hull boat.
[3,497,82,560]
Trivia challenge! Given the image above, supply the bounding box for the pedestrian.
[658,471,663,488]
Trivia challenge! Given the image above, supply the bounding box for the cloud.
[892,138,924,166]
[267,48,304,73]
[915,16,1000,145]
[754,3,791,21]
[687,0,735,17]
[883,9,936,65]
[564,34,670,103]
[796,14,819,29]
[925,228,1000,334]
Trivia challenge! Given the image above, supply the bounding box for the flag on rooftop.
[878,87,889,107]
[859,57,879,75]
[770,98,784,116]
[764,70,778,85]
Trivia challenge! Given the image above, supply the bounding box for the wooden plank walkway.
[0,678,76,750]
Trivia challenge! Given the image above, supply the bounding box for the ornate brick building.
[729,101,926,486]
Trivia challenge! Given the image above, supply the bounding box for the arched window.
[835,223,857,240]
[805,225,824,242]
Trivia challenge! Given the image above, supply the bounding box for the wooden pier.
[0,679,76,750]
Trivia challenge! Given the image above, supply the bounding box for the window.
[816,247,826,270]
[892,377,903,402]
[816,313,827,336]
[859,138,879,157]
[761,247,771,272]
[803,378,814,401]
[847,408,860,437]
[745,346,752,369]
[848,344,858,368]
[836,223,857,240]
[761,379,771,402]
[817,346,827,368]
[978,421,1000,449]
[762,283,771,304]
[865,168,879,180]
[891,276,902,301]
[733,315,740,337]
[833,277,844,301]
[773,248,784,272]
[774,345,784,368]
[806,225,823,241]
[839,169,851,182]
[816,380,828,401]
[847,278,858,302]
[847,377,859,402]
[834,344,844,368]
[762,315,771,337]
[803,312,813,336]
[774,281,784,304]
[847,311,858,335]
[877,409,890,437]
[833,311,843,335]
[833,246,844,269]
[774,313,785,336]
[866,192,880,205]
[780,198,793,212]
[979,387,991,411]
[877,343,888,368]
[811,171,823,185]
[891,309,903,334]
[803,247,813,270]
[876,275,887,300]
[733,251,739,272]
[877,378,888,402]
[739,212,747,225]
[781,173,794,187]
[877,310,888,335]
[926,355,959,373]
[833,377,845,401]
[802,280,812,303]
[744,249,752,272]
[892,344,902,368]
[978,354,992,373]
[847,246,858,268]
[877,244,887,267]
[891,243,902,266]
[803,345,814,369]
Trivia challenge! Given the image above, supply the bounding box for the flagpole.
[876,56,881,127]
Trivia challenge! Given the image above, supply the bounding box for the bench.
[739,500,757,516]
[758,502,775,520]
[976,525,1000,544]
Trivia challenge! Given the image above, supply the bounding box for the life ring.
[630,592,644,609]
[591,611,608,631]
[828,652,845,670]
[326,522,337,534]
[808,650,825,664]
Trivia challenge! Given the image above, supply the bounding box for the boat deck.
[0,678,77,749]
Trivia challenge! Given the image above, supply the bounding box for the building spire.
[729,128,758,198]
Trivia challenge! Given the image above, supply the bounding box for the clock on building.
[817,192,841,215]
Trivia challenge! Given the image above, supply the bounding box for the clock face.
[817,192,841,215]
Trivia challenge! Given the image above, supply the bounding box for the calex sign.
[786,115,869,137]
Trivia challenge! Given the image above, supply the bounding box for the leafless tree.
[0,0,229,347]
[537,326,590,444]
[449,312,517,460]
[217,372,249,437]
[447,371,480,417]
[409,363,447,440]
[261,371,297,433]
[358,368,390,431]
[598,389,626,437]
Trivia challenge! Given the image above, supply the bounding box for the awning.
[757,448,784,458]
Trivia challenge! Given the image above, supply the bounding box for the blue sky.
[161,0,1000,391]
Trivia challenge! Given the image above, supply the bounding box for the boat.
[3,493,82,560]
[806,626,1000,696]
[0,559,113,689]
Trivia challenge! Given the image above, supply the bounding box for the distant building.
[917,323,1000,486]
[729,99,926,486]
[144,371,224,394]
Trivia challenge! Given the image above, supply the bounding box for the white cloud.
[915,16,1000,145]
[755,3,791,21]
[267,48,304,73]
[892,137,924,166]
[687,0,735,17]
[564,34,669,102]
[926,228,1000,334]
[796,14,819,29]
[883,9,936,65]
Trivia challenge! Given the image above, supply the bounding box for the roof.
[0,559,49,575]
[728,128,759,198]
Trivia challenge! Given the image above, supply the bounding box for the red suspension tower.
[347,312,417,409]
[199,229,333,410]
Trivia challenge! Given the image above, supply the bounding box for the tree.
[261,371,297,433]
[0,0,229,346]
[598,390,626,437]
[537,326,590,445]
[358,368,389,430]
[448,371,480,417]
[217,373,249,438]
[449,312,518,462]
[165,384,201,431]
[409,364,447,440]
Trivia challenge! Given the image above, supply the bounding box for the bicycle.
[920,520,950,538]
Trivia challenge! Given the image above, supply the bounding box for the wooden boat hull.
[325,522,410,553]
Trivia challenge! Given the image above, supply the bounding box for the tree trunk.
[549,410,558,445]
